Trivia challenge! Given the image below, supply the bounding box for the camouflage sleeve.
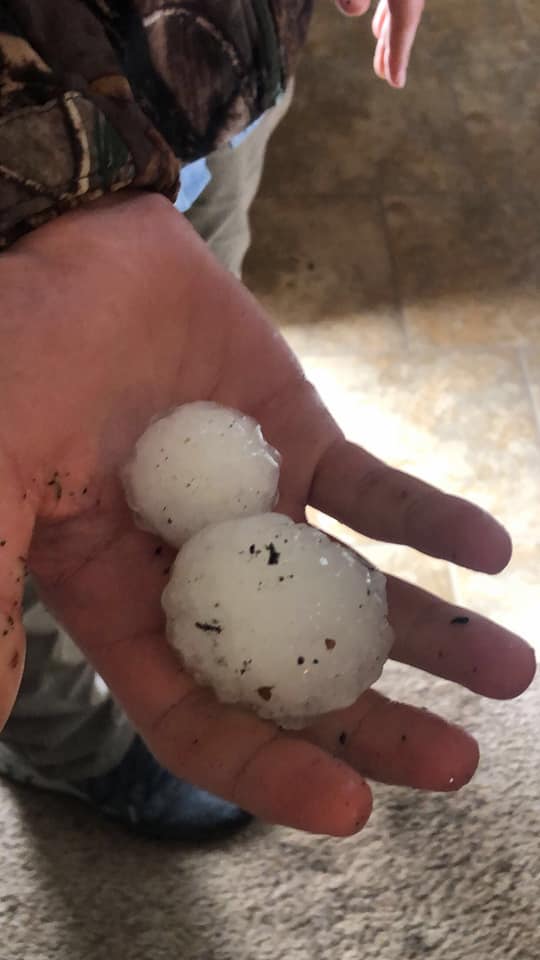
[0,1,179,250]
[0,0,311,250]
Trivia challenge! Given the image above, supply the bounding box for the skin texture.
[0,193,535,836]
[334,0,426,88]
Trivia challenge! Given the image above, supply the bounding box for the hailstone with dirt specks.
[123,402,280,547]
[162,513,393,729]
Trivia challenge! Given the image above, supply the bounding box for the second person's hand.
[334,0,426,88]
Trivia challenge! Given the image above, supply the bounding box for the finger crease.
[229,728,282,805]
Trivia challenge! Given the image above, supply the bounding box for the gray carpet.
[1,662,538,960]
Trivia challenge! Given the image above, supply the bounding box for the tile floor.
[245,0,540,653]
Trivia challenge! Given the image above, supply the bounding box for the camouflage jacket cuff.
[0,0,312,250]
[0,31,179,250]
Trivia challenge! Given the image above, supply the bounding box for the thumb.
[0,460,34,731]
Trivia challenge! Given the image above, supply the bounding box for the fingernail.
[396,69,407,88]
[335,0,354,16]
[335,0,368,16]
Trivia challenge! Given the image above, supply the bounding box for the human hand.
[0,193,535,835]
[334,0,426,88]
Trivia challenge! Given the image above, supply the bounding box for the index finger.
[387,0,425,86]
[309,437,512,573]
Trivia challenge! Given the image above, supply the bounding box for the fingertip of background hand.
[334,0,371,17]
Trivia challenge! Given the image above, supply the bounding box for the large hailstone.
[162,513,393,729]
[123,402,280,547]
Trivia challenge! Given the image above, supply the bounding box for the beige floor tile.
[258,28,472,197]
[522,346,540,429]
[452,59,540,193]
[278,316,406,358]
[516,0,540,44]
[299,348,540,544]
[420,0,529,64]
[307,0,528,71]
[306,507,370,551]
[384,193,540,346]
[244,195,404,350]
[453,544,540,651]
[305,1,369,57]
[362,544,455,603]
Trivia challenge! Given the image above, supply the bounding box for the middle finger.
[386,574,535,699]
[305,688,479,791]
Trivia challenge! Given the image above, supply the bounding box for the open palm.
[0,195,534,835]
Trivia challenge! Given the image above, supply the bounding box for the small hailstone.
[123,402,280,547]
[162,513,393,729]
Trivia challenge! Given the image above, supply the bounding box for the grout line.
[431,44,481,201]
[376,194,409,352]
[260,185,540,201]
[513,0,526,29]
[517,345,540,445]
[512,0,533,45]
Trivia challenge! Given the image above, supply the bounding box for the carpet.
[1,662,538,960]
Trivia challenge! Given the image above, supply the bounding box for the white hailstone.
[123,402,280,547]
[162,513,393,729]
